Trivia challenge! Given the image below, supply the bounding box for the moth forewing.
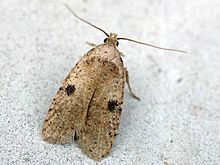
[42,44,125,160]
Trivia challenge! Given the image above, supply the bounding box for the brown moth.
[42,4,187,161]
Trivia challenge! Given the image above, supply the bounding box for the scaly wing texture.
[42,50,104,144]
[78,58,125,160]
[42,44,125,160]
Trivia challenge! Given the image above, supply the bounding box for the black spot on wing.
[66,84,76,96]
[118,107,122,113]
[108,99,118,112]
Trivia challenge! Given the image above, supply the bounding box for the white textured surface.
[0,0,220,164]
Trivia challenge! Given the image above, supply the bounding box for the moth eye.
[116,41,119,46]
[103,38,108,43]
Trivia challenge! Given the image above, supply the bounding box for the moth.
[42,4,187,161]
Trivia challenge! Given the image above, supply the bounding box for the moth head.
[103,33,119,47]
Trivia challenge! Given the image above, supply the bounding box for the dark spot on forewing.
[108,99,118,112]
[66,84,76,96]
[118,107,122,113]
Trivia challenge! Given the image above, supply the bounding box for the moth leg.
[125,68,140,101]
[119,52,125,57]
[86,42,97,47]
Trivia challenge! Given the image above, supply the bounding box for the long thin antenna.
[64,3,109,37]
[64,3,187,53]
[118,37,187,53]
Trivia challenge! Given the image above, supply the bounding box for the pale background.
[0,0,220,164]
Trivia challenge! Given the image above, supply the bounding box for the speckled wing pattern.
[42,44,125,160]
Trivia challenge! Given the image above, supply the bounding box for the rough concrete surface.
[0,0,220,164]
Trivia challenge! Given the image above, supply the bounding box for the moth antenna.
[64,3,109,37]
[117,37,187,53]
